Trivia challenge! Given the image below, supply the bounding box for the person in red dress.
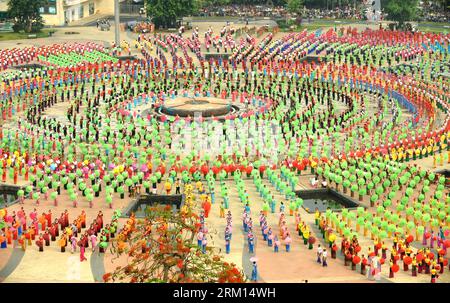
[63,210,69,228]
[49,224,56,242]
[53,220,60,237]
[97,211,103,229]
[58,213,65,230]
[36,235,44,252]
[45,210,52,227]
[43,230,50,246]
[361,255,367,275]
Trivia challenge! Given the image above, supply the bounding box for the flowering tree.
[103,205,246,283]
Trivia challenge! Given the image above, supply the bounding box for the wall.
[42,0,66,26]
[95,0,115,15]
[0,0,7,12]
[0,0,118,26]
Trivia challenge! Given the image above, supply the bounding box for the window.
[40,0,57,15]
[79,6,84,18]
[89,2,95,15]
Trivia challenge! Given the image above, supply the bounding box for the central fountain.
[159,96,236,118]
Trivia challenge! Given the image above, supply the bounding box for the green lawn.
[0,29,56,41]
[279,23,336,32]
[417,27,449,34]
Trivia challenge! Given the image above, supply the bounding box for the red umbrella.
[391,264,400,273]
[212,166,221,175]
[189,166,198,175]
[200,164,209,175]
[406,235,414,243]
[444,239,450,248]
[416,253,424,262]
[403,256,412,265]
[157,165,166,175]
[245,166,253,175]
[237,165,246,173]
[224,165,231,174]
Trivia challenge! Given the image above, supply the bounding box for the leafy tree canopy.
[382,0,419,26]
[287,0,305,15]
[7,0,46,33]
[146,0,196,29]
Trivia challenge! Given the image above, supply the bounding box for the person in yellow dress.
[314,208,320,225]
[164,180,172,195]
[196,180,203,194]
[219,201,225,218]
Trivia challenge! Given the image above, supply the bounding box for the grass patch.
[0,29,56,41]
[279,23,337,32]
[417,27,449,34]
[417,21,450,26]
[416,26,449,33]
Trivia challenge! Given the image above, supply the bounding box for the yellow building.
[0,0,116,26]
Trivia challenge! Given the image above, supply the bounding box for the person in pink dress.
[70,235,77,254]
[79,242,87,262]
[29,209,37,222]
[32,218,39,233]
[90,234,97,252]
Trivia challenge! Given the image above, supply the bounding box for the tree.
[287,0,305,15]
[195,0,231,8]
[104,205,247,283]
[146,0,196,29]
[382,0,418,27]
[7,0,46,33]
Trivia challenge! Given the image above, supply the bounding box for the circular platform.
[160,97,233,117]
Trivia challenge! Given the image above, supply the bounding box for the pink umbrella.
[140,164,148,172]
